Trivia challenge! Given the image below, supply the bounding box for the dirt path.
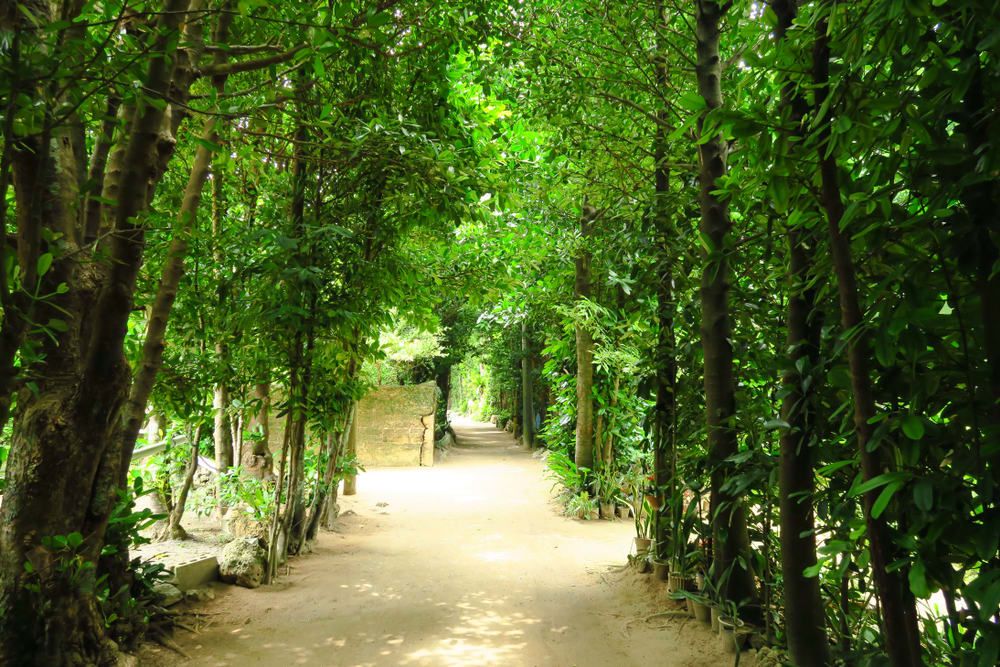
[144,417,736,667]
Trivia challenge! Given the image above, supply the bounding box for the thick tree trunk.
[813,14,922,666]
[0,3,192,663]
[694,0,756,607]
[521,319,535,448]
[771,0,829,662]
[574,204,596,471]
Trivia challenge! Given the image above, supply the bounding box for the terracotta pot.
[653,561,670,581]
[617,505,630,520]
[600,502,615,520]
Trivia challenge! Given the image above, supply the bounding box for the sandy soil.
[141,417,740,667]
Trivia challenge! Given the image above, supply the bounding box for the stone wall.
[356,382,437,467]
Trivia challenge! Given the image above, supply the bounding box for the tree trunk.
[119,107,223,475]
[343,402,359,496]
[0,2,193,662]
[813,12,922,665]
[574,203,596,471]
[162,425,202,541]
[521,319,535,448]
[694,0,756,607]
[243,381,274,478]
[771,0,829,662]
[652,0,678,564]
[213,378,233,508]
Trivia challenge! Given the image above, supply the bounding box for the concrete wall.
[356,382,437,467]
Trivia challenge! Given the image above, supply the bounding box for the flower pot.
[693,600,711,624]
[600,502,615,520]
[667,572,691,593]
[617,505,630,520]
[653,561,670,581]
[634,537,652,557]
[710,605,721,632]
[718,616,745,654]
[685,598,696,618]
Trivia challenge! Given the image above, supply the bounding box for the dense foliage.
[0,0,997,665]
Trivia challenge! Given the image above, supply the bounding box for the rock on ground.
[152,581,183,607]
[224,503,270,544]
[218,537,267,589]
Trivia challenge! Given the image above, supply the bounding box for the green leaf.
[46,318,68,332]
[908,560,930,598]
[871,480,902,519]
[901,415,925,440]
[37,253,53,277]
[913,480,933,512]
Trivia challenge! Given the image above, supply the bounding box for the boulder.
[152,581,183,607]
[224,503,269,544]
[219,537,267,589]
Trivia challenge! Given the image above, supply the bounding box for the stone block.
[170,555,220,591]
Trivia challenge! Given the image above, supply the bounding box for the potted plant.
[717,600,746,654]
[595,466,621,520]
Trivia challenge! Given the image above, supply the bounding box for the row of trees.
[0,1,504,664]
[456,0,998,665]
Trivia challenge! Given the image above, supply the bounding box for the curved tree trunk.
[813,11,922,665]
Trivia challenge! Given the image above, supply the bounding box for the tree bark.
[694,0,756,607]
[771,0,829,662]
[521,319,535,448]
[652,0,678,565]
[0,2,193,662]
[813,12,922,665]
[243,381,274,478]
[162,425,203,541]
[343,402,359,496]
[574,203,596,471]
[118,8,234,474]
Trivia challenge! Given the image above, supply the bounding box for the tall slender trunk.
[652,0,678,564]
[574,203,596,471]
[770,0,830,661]
[343,401,359,496]
[521,319,535,448]
[813,13,922,665]
[119,8,234,474]
[694,0,756,606]
[162,424,203,541]
[213,380,233,498]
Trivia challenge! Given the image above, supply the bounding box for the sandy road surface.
[144,417,735,667]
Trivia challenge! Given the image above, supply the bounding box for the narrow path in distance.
[145,417,734,667]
